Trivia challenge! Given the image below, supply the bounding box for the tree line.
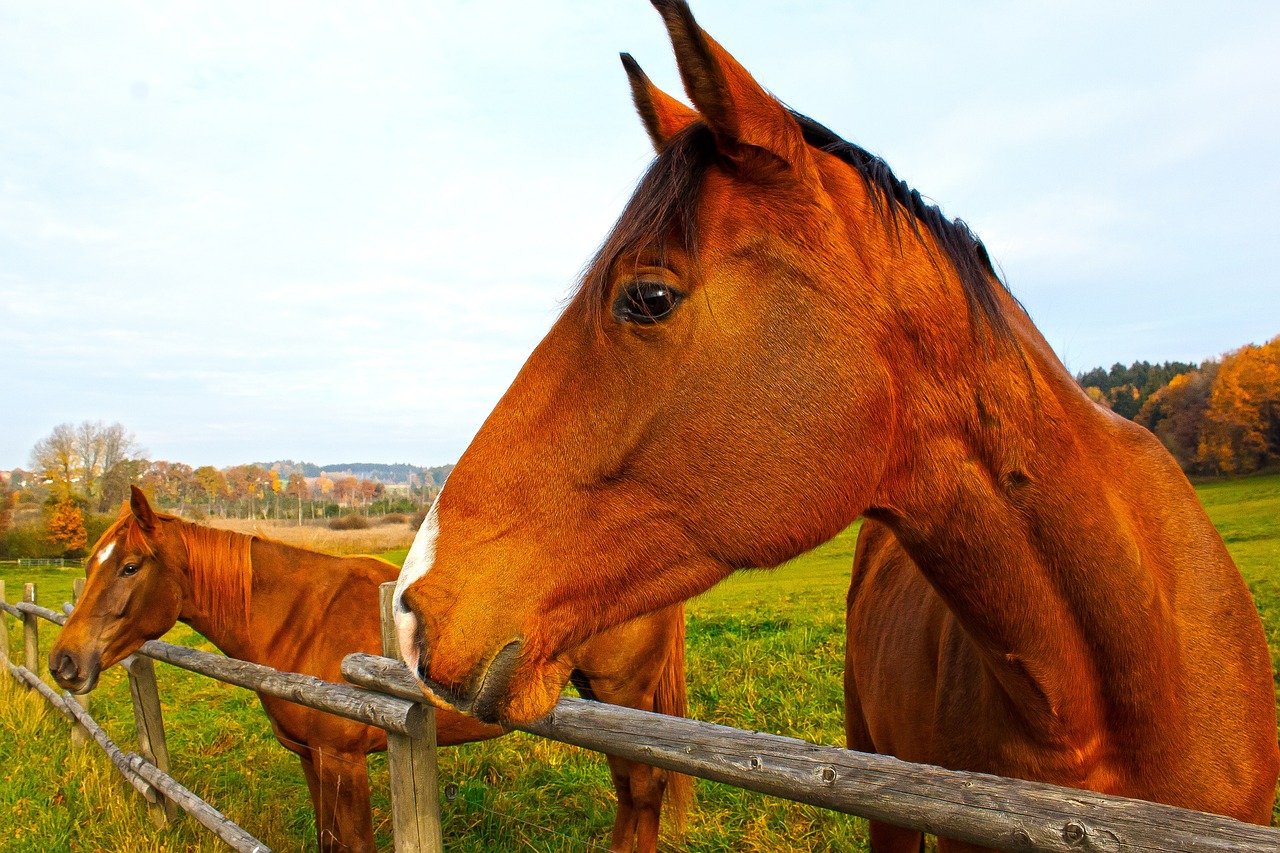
[2,423,440,559]
[4,334,1276,558]
[1077,334,1280,476]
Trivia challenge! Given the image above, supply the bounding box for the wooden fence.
[4,576,1280,852]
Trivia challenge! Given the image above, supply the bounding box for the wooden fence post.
[126,654,179,826]
[68,578,92,749]
[379,581,444,852]
[0,579,8,672]
[22,583,38,676]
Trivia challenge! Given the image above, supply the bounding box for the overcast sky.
[3,0,1278,471]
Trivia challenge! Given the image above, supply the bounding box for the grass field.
[2,475,1277,851]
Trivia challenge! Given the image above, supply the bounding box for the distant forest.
[1075,334,1280,476]
[252,461,455,488]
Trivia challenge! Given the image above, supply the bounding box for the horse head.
[49,486,192,693]
[396,0,1016,724]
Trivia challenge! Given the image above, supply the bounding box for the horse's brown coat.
[397,1,1278,848]
[50,487,688,853]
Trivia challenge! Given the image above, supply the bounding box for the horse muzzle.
[48,646,102,694]
[406,637,525,725]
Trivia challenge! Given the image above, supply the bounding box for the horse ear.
[649,0,817,182]
[130,485,157,531]
[621,52,700,151]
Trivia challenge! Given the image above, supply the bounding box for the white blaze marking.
[393,491,442,677]
[96,541,116,565]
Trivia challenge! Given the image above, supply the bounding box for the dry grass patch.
[205,518,416,556]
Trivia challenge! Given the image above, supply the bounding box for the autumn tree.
[1199,337,1280,475]
[91,423,146,511]
[333,476,359,510]
[357,479,381,514]
[0,472,12,535]
[29,421,145,508]
[287,473,308,525]
[269,469,283,519]
[1136,363,1218,473]
[194,466,228,516]
[100,458,149,513]
[224,465,269,518]
[46,496,88,556]
[30,423,78,498]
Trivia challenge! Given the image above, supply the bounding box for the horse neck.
[866,293,1193,731]
[174,523,259,661]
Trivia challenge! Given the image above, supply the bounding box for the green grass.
[1,477,1277,851]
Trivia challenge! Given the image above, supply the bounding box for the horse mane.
[103,511,253,631]
[579,115,1014,341]
[175,521,253,632]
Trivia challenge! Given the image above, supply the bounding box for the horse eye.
[120,563,141,577]
[613,280,682,324]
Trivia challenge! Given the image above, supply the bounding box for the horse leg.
[613,754,666,853]
[569,606,689,852]
[848,666,924,853]
[603,753,640,852]
[308,749,376,853]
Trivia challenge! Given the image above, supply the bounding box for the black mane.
[580,114,1013,341]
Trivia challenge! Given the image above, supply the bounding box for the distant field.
[207,516,419,556]
[1,475,1277,850]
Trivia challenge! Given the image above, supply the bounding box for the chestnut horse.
[50,487,689,853]
[393,0,1278,848]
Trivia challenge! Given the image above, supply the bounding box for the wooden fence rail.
[342,650,1280,853]
[8,577,1280,853]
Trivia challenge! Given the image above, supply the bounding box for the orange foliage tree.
[46,497,88,556]
[0,474,12,535]
[1198,336,1280,475]
[1136,364,1218,473]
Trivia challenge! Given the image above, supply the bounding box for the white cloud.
[2,0,1278,468]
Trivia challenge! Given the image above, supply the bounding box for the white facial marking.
[96,541,116,565]
[393,491,442,678]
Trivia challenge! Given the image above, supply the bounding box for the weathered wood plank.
[125,753,272,853]
[0,580,8,671]
[9,662,76,722]
[0,599,22,620]
[343,652,1280,853]
[379,582,444,853]
[18,600,67,627]
[59,686,160,804]
[135,638,424,737]
[22,583,38,675]
[69,579,91,751]
[126,652,178,825]
[342,652,428,702]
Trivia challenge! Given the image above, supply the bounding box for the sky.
[3,0,1278,471]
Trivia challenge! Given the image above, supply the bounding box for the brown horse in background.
[393,1,1278,848]
[50,486,689,853]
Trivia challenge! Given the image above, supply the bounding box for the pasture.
[2,474,1277,851]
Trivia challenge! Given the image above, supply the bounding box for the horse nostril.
[49,650,76,683]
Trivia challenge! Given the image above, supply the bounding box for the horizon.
[4,1,1278,470]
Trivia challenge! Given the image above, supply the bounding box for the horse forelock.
[575,111,1017,343]
[576,121,717,333]
[94,513,155,565]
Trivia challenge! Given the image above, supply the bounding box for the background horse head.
[50,485,250,692]
[396,1,1277,833]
